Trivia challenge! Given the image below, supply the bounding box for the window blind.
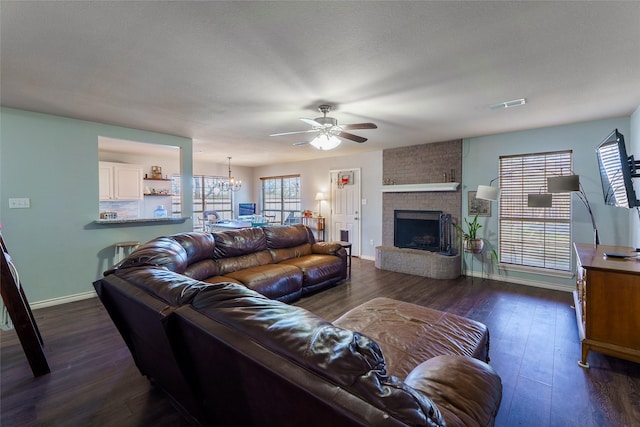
[499,150,573,271]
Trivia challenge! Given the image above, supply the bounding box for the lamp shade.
[528,193,553,207]
[315,192,326,201]
[310,135,341,150]
[547,175,580,193]
[476,184,500,201]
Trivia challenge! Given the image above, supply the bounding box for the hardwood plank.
[1,258,638,426]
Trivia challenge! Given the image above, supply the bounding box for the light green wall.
[462,116,632,290]
[0,108,193,304]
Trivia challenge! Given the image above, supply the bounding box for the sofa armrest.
[311,241,343,255]
[404,355,502,427]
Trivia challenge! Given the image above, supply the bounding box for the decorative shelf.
[144,178,171,181]
[380,182,459,193]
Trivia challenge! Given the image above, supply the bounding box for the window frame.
[260,175,301,225]
[172,174,234,230]
[498,150,573,271]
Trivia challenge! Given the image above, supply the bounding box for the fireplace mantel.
[380,182,459,193]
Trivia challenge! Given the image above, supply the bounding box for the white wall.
[252,151,383,260]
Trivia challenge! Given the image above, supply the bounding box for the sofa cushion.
[213,227,267,258]
[405,355,502,427]
[116,236,189,273]
[333,297,490,379]
[263,223,311,248]
[216,250,273,275]
[279,254,344,288]
[224,264,303,301]
[183,259,220,281]
[171,232,215,265]
[112,267,204,306]
[269,243,313,263]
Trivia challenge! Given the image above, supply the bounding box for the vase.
[464,238,484,254]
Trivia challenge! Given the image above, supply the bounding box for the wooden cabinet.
[302,216,325,242]
[99,162,143,200]
[573,243,640,367]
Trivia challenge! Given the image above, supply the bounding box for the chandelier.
[217,156,242,192]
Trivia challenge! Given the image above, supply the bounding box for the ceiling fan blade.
[293,141,309,146]
[340,123,378,130]
[338,131,367,143]
[270,129,318,137]
[300,118,322,127]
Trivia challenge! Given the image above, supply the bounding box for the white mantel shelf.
[380,182,460,193]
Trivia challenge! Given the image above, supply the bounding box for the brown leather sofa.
[109,224,348,303]
[94,224,502,426]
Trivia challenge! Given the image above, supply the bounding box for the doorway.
[330,169,361,257]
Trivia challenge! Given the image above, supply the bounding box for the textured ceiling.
[2,1,639,166]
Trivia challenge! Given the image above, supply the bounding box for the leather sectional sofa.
[94,224,502,426]
[108,224,348,303]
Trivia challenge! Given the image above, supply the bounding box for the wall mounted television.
[595,129,640,208]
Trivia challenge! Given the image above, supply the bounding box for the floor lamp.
[547,175,599,245]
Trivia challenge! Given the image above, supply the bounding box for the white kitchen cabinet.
[99,162,144,200]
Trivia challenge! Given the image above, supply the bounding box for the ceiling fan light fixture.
[310,134,341,150]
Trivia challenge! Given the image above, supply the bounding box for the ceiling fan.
[270,104,377,150]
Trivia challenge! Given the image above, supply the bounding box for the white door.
[330,169,361,256]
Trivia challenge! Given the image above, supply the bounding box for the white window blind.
[499,150,573,271]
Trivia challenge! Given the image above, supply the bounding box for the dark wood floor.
[2,258,639,426]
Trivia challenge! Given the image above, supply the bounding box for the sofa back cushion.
[263,224,312,248]
[171,232,215,265]
[215,250,273,275]
[112,267,206,306]
[184,259,220,281]
[213,227,267,258]
[117,236,189,274]
[190,282,444,426]
[269,244,313,263]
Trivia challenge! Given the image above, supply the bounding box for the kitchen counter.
[94,217,189,225]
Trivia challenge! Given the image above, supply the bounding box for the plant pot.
[463,238,484,254]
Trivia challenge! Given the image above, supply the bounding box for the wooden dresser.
[574,243,640,367]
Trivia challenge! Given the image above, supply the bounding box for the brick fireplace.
[382,139,462,244]
[376,139,462,279]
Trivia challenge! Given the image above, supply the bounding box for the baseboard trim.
[31,291,97,310]
[466,271,573,293]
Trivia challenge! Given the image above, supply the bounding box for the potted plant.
[453,214,484,253]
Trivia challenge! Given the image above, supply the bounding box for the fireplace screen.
[394,210,452,253]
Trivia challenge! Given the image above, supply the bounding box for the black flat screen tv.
[596,129,639,208]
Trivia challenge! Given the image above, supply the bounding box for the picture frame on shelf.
[468,191,491,217]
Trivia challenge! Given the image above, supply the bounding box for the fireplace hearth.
[394,210,452,254]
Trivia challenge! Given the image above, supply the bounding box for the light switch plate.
[9,198,30,209]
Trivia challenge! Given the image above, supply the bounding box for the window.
[261,175,301,225]
[499,150,572,271]
[172,174,233,230]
